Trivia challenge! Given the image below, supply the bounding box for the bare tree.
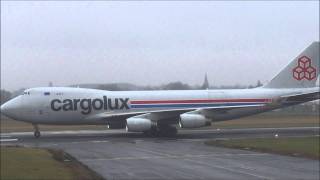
[0,89,12,105]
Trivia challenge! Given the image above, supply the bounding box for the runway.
[1,127,319,180]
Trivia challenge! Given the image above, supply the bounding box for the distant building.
[49,82,53,87]
[201,73,209,89]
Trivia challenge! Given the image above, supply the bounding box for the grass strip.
[0,146,103,180]
[205,136,320,159]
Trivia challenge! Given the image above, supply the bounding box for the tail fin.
[264,41,319,88]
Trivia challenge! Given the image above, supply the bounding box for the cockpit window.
[44,92,50,96]
[23,91,30,95]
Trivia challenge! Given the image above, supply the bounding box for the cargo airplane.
[1,42,319,138]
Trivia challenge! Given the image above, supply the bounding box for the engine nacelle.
[179,114,211,128]
[126,117,153,132]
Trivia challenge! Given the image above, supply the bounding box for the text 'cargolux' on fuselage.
[1,42,319,138]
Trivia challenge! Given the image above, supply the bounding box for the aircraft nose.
[1,103,7,114]
[1,96,22,119]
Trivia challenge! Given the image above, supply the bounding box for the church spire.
[202,73,209,89]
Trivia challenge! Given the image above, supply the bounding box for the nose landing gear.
[32,124,41,138]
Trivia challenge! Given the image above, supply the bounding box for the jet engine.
[126,117,153,132]
[179,114,211,128]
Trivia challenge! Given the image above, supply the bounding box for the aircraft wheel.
[143,126,177,137]
[34,130,41,138]
[143,128,159,137]
[158,125,178,137]
[32,124,41,138]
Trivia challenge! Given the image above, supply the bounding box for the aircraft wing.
[86,104,266,123]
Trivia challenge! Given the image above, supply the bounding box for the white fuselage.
[2,87,317,125]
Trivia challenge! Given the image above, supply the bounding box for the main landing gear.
[143,125,178,137]
[32,124,41,138]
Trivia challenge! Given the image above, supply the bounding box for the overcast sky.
[1,1,319,91]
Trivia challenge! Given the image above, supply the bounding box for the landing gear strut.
[33,124,41,138]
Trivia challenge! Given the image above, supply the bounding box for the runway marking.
[81,153,268,162]
[184,126,320,133]
[44,143,58,147]
[179,139,210,142]
[91,140,109,143]
[0,138,18,142]
[0,135,11,138]
[239,165,256,171]
[49,140,111,146]
[71,142,82,144]
[214,134,320,140]
[134,140,144,143]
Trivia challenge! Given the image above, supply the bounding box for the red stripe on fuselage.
[130,99,271,104]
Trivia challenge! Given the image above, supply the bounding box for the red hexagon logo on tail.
[292,56,317,81]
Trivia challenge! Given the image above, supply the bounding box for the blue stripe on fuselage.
[130,103,264,109]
